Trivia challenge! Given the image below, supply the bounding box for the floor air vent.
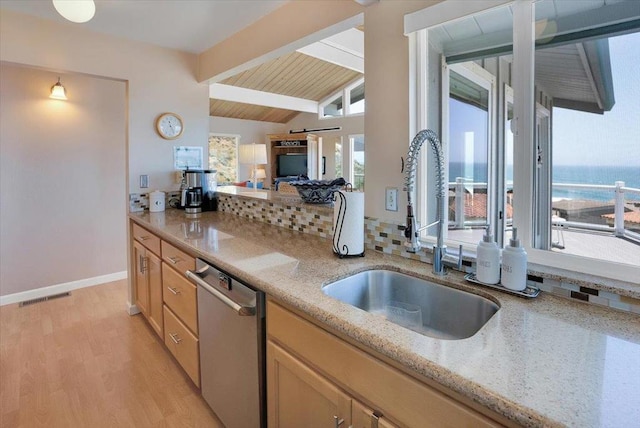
[19,292,71,307]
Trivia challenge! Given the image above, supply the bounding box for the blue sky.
[553,31,640,167]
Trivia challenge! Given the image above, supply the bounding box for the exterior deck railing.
[448,178,640,241]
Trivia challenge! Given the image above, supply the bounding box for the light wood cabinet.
[146,251,163,336]
[267,299,508,428]
[268,341,352,428]
[160,237,200,387]
[130,220,200,387]
[268,133,321,183]
[352,402,398,428]
[132,222,161,256]
[161,240,195,273]
[133,230,163,338]
[162,263,198,335]
[163,305,200,387]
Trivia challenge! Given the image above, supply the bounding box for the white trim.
[210,84,318,113]
[318,76,366,119]
[0,271,128,306]
[512,0,535,250]
[404,0,512,35]
[127,303,141,316]
[207,13,364,83]
[297,28,364,73]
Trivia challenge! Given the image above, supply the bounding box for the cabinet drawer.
[163,305,200,387]
[161,240,195,273]
[162,263,198,335]
[132,223,161,256]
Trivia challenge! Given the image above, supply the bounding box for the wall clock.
[155,112,184,140]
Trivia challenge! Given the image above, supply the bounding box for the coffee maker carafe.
[181,170,204,213]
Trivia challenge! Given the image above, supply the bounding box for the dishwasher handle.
[187,269,256,316]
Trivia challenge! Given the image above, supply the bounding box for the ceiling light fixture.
[50,77,68,100]
[52,0,96,24]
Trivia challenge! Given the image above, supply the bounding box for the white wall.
[0,9,210,194]
[209,116,285,183]
[0,64,126,297]
[285,112,364,181]
[0,9,209,300]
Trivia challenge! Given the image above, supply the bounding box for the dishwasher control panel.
[218,273,231,290]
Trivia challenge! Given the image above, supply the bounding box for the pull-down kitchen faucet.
[404,130,462,275]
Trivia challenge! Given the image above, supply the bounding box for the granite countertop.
[130,209,640,428]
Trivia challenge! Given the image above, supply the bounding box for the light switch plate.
[385,187,398,211]
[140,175,149,188]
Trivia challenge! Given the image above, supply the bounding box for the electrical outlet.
[140,175,149,188]
[385,187,398,211]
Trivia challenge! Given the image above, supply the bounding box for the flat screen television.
[277,154,327,177]
[277,154,307,177]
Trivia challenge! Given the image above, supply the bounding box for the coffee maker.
[180,169,217,213]
[181,170,203,213]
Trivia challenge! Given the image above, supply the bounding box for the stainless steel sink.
[322,270,499,340]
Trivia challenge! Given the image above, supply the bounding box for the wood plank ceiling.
[210,51,363,123]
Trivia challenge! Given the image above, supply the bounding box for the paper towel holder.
[332,184,365,259]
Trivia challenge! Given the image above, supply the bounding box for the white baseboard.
[127,302,141,315]
[0,271,128,306]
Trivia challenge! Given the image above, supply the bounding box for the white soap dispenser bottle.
[501,227,527,291]
[476,227,501,284]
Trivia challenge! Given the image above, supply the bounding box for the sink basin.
[322,270,499,340]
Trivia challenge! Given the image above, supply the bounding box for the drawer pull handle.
[167,256,181,264]
[139,256,148,273]
[139,236,150,241]
[167,286,181,295]
[169,332,182,344]
[334,416,344,428]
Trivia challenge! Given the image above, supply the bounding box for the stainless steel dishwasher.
[186,258,265,428]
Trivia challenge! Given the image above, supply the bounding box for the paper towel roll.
[333,190,364,257]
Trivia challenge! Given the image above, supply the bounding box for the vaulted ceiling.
[210,27,365,123]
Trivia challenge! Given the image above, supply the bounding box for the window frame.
[440,61,498,243]
[208,133,240,184]
[318,77,365,120]
[407,0,639,283]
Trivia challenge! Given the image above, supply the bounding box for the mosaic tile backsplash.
[131,191,640,315]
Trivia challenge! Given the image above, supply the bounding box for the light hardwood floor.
[0,280,223,428]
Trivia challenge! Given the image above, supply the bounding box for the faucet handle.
[442,244,464,270]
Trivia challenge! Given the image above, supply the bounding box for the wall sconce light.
[53,0,96,24]
[50,77,68,100]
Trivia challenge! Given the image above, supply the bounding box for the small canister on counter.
[149,191,166,212]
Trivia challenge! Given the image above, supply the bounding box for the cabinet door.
[267,341,351,428]
[146,251,163,337]
[133,240,148,315]
[352,401,399,428]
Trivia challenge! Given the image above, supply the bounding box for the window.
[335,139,343,178]
[407,0,640,282]
[446,63,496,246]
[541,27,640,263]
[350,134,365,191]
[349,81,365,114]
[208,134,239,184]
[319,78,365,119]
[322,94,343,118]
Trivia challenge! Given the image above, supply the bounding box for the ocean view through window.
[545,29,640,263]
[411,0,639,281]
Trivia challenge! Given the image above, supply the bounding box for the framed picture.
[174,146,203,170]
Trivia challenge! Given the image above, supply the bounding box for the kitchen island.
[129,208,640,427]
